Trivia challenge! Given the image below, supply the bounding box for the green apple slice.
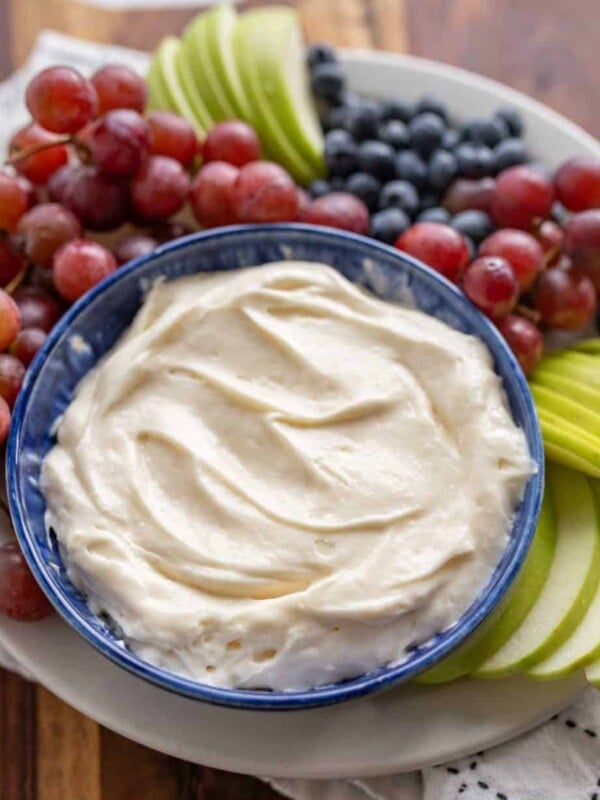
[531,372,600,415]
[573,338,600,356]
[149,37,210,134]
[147,49,175,113]
[537,408,600,478]
[163,36,213,133]
[246,7,324,172]
[585,657,600,687]
[475,463,600,678]
[417,484,557,684]
[182,14,236,122]
[529,478,600,678]
[534,351,600,387]
[233,12,318,184]
[530,384,600,439]
[203,4,253,120]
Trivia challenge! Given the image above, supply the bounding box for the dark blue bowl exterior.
[7,224,543,710]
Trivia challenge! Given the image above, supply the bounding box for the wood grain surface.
[0,1,598,798]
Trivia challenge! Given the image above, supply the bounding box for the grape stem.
[6,135,72,166]
[4,264,28,296]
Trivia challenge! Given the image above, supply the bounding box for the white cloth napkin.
[3,30,600,800]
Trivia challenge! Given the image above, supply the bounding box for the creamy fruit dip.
[41,261,532,690]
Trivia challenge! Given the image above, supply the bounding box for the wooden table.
[0,1,597,798]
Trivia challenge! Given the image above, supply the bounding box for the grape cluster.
[307,43,600,376]
[394,164,599,375]
[307,44,529,248]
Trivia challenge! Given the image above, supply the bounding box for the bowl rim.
[6,223,544,710]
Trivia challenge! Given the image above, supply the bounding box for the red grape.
[0,541,53,621]
[49,164,129,231]
[462,256,520,319]
[394,222,470,283]
[0,354,25,407]
[189,161,238,228]
[26,66,97,134]
[534,268,597,330]
[0,239,25,286]
[443,177,496,215]
[296,188,311,218]
[202,120,260,168]
[0,396,9,445]
[0,172,29,233]
[13,287,62,332]
[114,234,157,265]
[10,327,47,366]
[298,192,369,234]
[534,220,564,267]
[554,157,600,212]
[27,266,57,295]
[479,229,544,290]
[53,239,117,302]
[563,210,600,291]
[82,109,150,177]
[497,315,543,376]
[233,161,299,223]
[130,156,190,220]
[148,111,198,168]
[491,165,555,229]
[15,175,40,209]
[0,290,21,350]
[91,64,147,115]
[17,203,82,268]
[9,124,69,185]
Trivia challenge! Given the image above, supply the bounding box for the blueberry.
[370,207,411,243]
[417,206,451,224]
[378,119,410,150]
[330,177,345,191]
[395,150,427,189]
[344,172,382,210]
[324,93,363,131]
[357,140,396,181]
[441,128,461,150]
[311,62,346,104]
[378,180,420,216]
[455,143,495,178]
[306,44,337,70]
[494,107,524,137]
[450,210,495,244]
[427,149,458,192]
[409,112,445,156]
[325,104,349,131]
[308,179,332,198]
[494,137,528,172]
[418,191,441,211]
[416,94,449,123]
[551,201,569,226]
[475,144,496,176]
[345,99,382,140]
[324,129,358,177]
[462,117,509,147]
[381,98,414,123]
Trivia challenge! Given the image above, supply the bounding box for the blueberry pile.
[307,44,529,247]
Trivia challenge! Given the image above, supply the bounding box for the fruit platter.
[1,1,600,777]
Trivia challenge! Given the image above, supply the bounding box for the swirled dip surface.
[42,262,532,690]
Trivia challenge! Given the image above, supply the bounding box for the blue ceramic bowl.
[7,224,543,710]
